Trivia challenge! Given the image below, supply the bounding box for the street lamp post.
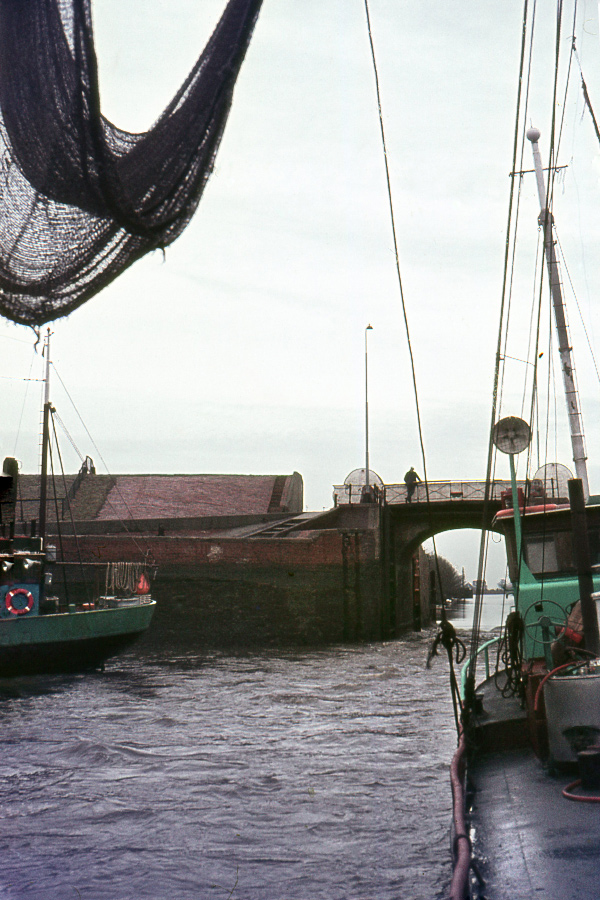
[365,324,373,490]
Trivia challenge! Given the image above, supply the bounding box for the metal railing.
[459,636,501,700]
[333,479,536,506]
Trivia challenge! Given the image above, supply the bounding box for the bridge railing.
[332,479,552,506]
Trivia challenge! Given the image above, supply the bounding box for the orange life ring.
[5,587,35,616]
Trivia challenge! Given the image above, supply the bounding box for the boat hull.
[0,602,156,676]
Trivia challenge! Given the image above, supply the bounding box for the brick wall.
[55,526,383,647]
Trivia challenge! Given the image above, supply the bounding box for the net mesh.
[0,0,263,326]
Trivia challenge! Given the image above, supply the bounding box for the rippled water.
[0,633,459,900]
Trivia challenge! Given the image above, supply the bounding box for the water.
[446,593,512,634]
[0,634,459,900]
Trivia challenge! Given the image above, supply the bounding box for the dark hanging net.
[0,0,263,326]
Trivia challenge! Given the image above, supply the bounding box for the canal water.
[0,604,504,900]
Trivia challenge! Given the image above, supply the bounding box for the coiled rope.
[106,562,146,595]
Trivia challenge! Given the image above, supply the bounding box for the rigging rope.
[53,408,85,464]
[571,26,600,147]
[555,233,600,384]
[47,428,72,604]
[12,351,36,458]
[466,0,533,704]
[51,362,151,560]
[50,410,92,603]
[363,0,447,614]
[497,0,538,423]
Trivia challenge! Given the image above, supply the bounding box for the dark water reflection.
[0,633,457,900]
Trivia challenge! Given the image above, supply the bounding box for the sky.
[0,0,600,586]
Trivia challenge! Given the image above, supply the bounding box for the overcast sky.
[0,0,599,584]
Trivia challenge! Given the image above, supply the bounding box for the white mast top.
[526,127,590,500]
[43,327,52,407]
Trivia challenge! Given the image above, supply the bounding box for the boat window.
[589,529,600,569]
[523,531,573,576]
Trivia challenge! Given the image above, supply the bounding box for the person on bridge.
[404,467,421,503]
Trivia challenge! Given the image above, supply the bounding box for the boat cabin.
[493,502,600,659]
[495,503,600,581]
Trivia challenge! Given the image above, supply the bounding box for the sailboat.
[0,331,156,677]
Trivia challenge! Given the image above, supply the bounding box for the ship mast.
[39,328,52,540]
[527,127,589,499]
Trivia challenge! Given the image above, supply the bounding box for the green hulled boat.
[0,331,155,676]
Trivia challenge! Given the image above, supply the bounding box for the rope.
[105,562,145,595]
[555,232,600,384]
[53,408,85,463]
[51,411,92,604]
[572,36,600,146]
[362,0,447,619]
[46,429,70,604]
[426,620,466,731]
[52,362,152,562]
[466,0,532,702]
[497,0,538,422]
[51,408,150,602]
[12,347,36,457]
[495,610,525,698]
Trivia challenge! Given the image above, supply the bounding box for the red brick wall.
[57,528,379,569]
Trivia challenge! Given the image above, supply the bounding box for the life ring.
[5,587,35,616]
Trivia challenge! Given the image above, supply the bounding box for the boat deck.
[470,673,529,753]
[469,747,600,899]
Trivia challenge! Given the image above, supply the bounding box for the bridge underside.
[380,500,504,634]
[385,500,503,557]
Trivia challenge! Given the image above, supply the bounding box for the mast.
[527,127,589,499]
[39,328,52,541]
[365,324,373,489]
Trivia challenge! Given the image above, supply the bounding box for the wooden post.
[412,553,422,631]
[568,478,600,657]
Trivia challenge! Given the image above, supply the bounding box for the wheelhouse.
[493,501,600,659]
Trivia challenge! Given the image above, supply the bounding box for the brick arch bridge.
[381,499,503,634]
[335,478,565,636]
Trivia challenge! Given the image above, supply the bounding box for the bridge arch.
[380,500,506,633]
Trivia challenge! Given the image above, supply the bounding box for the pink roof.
[96,475,279,520]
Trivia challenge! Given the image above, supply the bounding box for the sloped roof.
[97,475,280,520]
[15,472,303,522]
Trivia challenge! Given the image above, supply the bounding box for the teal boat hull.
[0,601,156,676]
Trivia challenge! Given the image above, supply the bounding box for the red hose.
[562,778,600,803]
[533,660,590,711]
[449,726,470,900]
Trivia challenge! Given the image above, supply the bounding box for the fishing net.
[0,0,263,326]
